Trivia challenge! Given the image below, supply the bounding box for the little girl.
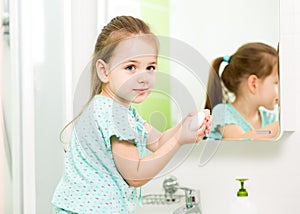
[52,16,211,213]
[205,42,279,140]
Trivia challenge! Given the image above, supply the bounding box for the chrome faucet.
[173,187,202,214]
[162,176,202,214]
[141,175,202,212]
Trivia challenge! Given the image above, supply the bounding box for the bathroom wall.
[138,0,300,213]
[0,32,13,214]
[1,0,13,213]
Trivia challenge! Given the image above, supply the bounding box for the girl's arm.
[111,113,211,187]
[221,121,280,140]
[144,124,179,152]
[146,110,211,152]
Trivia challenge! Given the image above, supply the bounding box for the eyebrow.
[147,62,157,66]
[125,59,138,64]
[124,60,157,65]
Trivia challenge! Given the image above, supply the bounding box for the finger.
[205,128,211,135]
[206,120,212,129]
[205,116,212,127]
[205,114,212,122]
[203,109,211,117]
[197,124,206,135]
[205,121,212,131]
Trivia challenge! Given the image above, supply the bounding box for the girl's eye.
[147,65,156,72]
[125,65,136,71]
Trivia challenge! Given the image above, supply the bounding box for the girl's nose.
[137,71,149,84]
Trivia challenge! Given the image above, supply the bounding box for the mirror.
[128,0,280,141]
[204,42,279,141]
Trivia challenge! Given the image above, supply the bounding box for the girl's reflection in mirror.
[205,42,279,140]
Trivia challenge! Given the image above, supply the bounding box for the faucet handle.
[163,176,179,192]
[179,187,201,207]
[163,176,179,201]
[173,188,202,214]
[184,189,194,209]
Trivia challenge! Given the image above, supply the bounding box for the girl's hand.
[203,109,212,136]
[195,109,212,141]
[176,109,212,145]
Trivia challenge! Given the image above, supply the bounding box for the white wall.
[0,1,12,212]
[138,0,300,213]
[0,31,13,214]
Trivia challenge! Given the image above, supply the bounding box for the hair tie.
[223,55,230,63]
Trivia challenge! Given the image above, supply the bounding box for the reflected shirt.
[52,95,148,214]
[207,103,278,140]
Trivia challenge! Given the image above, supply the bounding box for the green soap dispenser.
[229,178,258,214]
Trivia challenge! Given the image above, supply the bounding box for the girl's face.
[102,35,157,106]
[257,64,279,110]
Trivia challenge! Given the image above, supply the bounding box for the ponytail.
[205,57,223,111]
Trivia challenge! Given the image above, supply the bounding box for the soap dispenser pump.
[229,178,258,214]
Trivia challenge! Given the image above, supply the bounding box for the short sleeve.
[207,103,252,139]
[130,106,146,126]
[210,104,227,131]
[259,106,278,127]
[207,104,227,139]
[92,98,144,150]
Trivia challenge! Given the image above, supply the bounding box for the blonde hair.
[60,16,155,144]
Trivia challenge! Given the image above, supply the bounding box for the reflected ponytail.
[205,57,223,111]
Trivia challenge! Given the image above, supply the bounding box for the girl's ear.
[247,74,258,94]
[96,59,109,83]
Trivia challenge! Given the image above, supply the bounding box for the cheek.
[116,76,136,92]
[115,81,129,93]
[109,79,127,94]
[109,71,131,88]
[147,72,156,88]
[272,85,279,96]
[266,86,278,100]
[148,73,156,87]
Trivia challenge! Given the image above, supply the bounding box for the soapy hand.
[195,109,212,140]
[190,111,206,131]
[176,109,212,145]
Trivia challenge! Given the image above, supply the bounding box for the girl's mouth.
[133,88,148,94]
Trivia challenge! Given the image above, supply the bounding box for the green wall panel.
[134,0,171,131]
